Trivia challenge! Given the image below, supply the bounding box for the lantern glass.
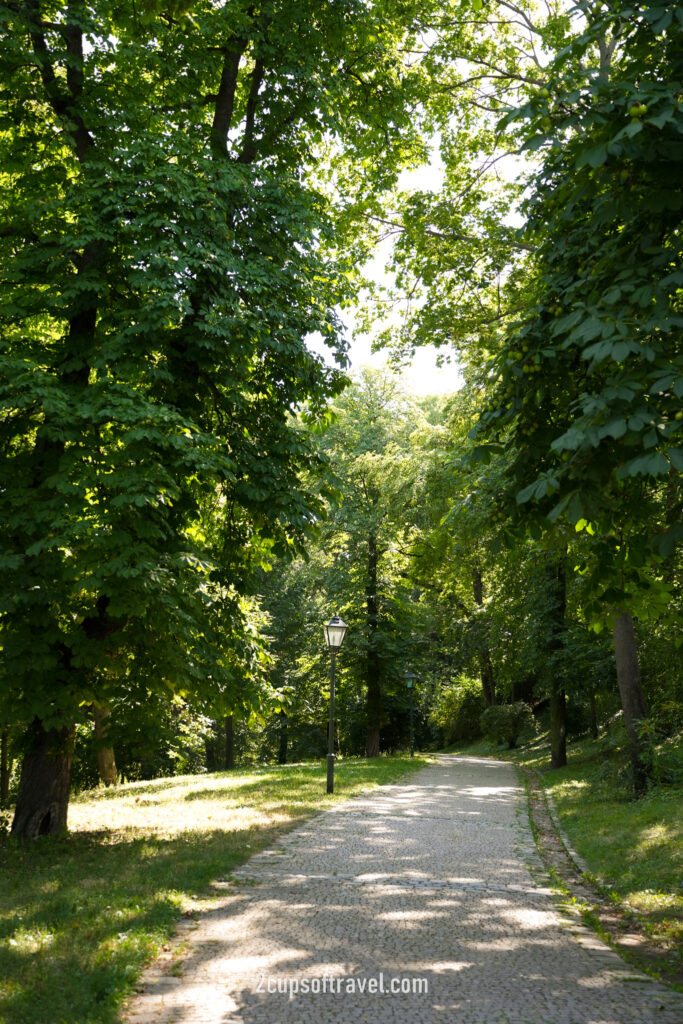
[324,615,348,650]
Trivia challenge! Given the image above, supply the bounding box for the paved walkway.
[123,755,683,1024]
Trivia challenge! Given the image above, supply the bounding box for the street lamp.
[405,670,418,757]
[323,615,348,794]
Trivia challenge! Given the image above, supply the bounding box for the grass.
[447,731,683,959]
[0,755,428,1024]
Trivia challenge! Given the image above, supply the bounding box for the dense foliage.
[0,0,434,834]
[1,1,680,827]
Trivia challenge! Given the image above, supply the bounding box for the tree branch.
[211,45,247,157]
[24,0,94,160]
[237,58,265,164]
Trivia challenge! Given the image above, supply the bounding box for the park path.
[123,755,682,1024]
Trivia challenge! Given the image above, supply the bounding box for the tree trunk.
[612,611,649,795]
[512,676,535,704]
[478,652,496,708]
[547,554,567,769]
[277,710,288,765]
[472,565,496,706]
[365,531,382,757]
[589,692,599,740]
[92,704,117,786]
[1,729,10,804]
[366,725,380,759]
[550,688,567,769]
[11,720,74,838]
[225,714,235,770]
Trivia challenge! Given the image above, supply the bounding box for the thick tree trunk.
[612,611,649,795]
[365,726,380,759]
[225,714,235,770]
[472,565,496,706]
[1,729,10,804]
[92,704,117,786]
[547,554,567,769]
[11,720,74,838]
[277,710,288,765]
[365,531,382,758]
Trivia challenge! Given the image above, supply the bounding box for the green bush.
[649,700,683,739]
[429,675,484,744]
[480,702,535,749]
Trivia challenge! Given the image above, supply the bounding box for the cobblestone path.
[123,755,683,1024]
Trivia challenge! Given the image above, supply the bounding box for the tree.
[472,0,683,790]
[0,727,13,805]
[357,0,569,369]
[359,1,680,787]
[257,370,440,758]
[480,701,535,750]
[320,371,436,755]
[0,1,434,835]
[408,393,508,709]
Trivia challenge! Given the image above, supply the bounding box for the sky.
[318,155,464,397]
[345,332,463,397]
[307,293,464,398]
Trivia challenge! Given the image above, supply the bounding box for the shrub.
[480,702,535,749]
[429,676,485,744]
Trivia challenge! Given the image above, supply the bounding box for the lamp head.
[324,615,348,650]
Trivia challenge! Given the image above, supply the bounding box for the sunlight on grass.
[68,763,380,837]
[540,747,682,950]
[0,756,426,1024]
[634,823,676,855]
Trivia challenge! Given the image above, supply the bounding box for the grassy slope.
[447,732,683,956]
[0,756,428,1024]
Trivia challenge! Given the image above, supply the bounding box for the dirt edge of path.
[521,766,682,991]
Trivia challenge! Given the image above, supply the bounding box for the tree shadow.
[124,882,683,1024]
[0,823,295,1024]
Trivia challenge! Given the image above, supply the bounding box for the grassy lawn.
[0,755,428,1024]
[447,733,683,958]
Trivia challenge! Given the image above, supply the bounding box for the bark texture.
[277,710,288,765]
[225,714,235,770]
[1,729,10,804]
[365,531,382,758]
[547,556,568,769]
[613,611,649,794]
[472,564,496,706]
[93,704,117,786]
[11,721,74,838]
[589,692,599,740]
[550,688,567,769]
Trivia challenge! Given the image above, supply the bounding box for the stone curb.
[542,783,592,876]
[521,763,591,877]
[518,762,683,999]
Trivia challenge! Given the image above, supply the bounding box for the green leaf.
[576,144,607,169]
[616,453,670,478]
[601,418,627,440]
[667,448,683,471]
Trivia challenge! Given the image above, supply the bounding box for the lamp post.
[323,615,348,794]
[405,670,417,757]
